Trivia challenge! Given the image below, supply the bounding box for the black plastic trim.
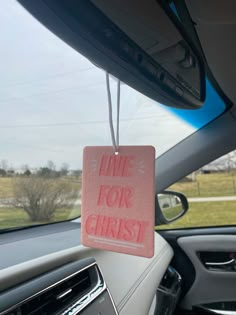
[158,234,196,297]
[172,0,234,110]
[0,258,96,313]
[157,0,206,105]
[17,0,205,109]
[159,226,236,242]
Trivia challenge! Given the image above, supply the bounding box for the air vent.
[4,263,105,315]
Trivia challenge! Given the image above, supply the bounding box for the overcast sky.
[0,0,196,170]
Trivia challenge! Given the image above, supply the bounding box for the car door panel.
[160,229,236,314]
[178,235,236,310]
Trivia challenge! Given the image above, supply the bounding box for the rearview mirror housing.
[155,190,188,225]
[18,0,205,109]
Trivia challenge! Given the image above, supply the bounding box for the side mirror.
[155,190,188,225]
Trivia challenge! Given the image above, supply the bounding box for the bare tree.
[1,159,8,171]
[22,164,30,171]
[73,169,82,179]
[10,177,79,221]
[60,162,69,176]
[47,160,56,172]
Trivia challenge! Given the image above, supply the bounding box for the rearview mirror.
[155,190,188,225]
[18,0,205,109]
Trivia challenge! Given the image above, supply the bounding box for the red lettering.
[106,217,118,238]
[97,185,110,206]
[114,155,124,176]
[85,215,148,244]
[117,219,135,241]
[117,219,126,240]
[119,186,134,208]
[124,220,136,241]
[107,186,120,207]
[95,215,109,236]
[136,221,149,243]
[106,155,116,176]
[99,155,108,176]
[98,155,134,177]
[85,215,96,235]
[97,185,134,208]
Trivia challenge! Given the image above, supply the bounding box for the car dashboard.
[0,222,177,315]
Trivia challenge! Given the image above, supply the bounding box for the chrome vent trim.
[1,262,107,315]
[61,265,106,315]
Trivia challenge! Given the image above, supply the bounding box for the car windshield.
[0,1,226,231]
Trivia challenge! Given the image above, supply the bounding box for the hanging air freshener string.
[106,72,120,154]
[116,78,120,150]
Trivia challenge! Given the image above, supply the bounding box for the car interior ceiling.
[2,1,236,315]
[186,0,236,106]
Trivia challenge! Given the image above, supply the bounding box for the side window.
[157,150,236,229]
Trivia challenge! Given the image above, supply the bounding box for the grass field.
[160,172,236,229]
[1,172,235,199]
[0,206,81,230]
[0,176,82,230]
[156,201,236,230]
[0,177,14,198]
[0,173,236,230]
[169,172,236,197]
[0,201,234,231]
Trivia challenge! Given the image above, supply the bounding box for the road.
[0,196,236,207]
[188,196,236,202]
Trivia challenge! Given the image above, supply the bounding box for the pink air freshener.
[81,146,155,258]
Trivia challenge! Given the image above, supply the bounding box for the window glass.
[157,151,236,229]
[0,1,226,231]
